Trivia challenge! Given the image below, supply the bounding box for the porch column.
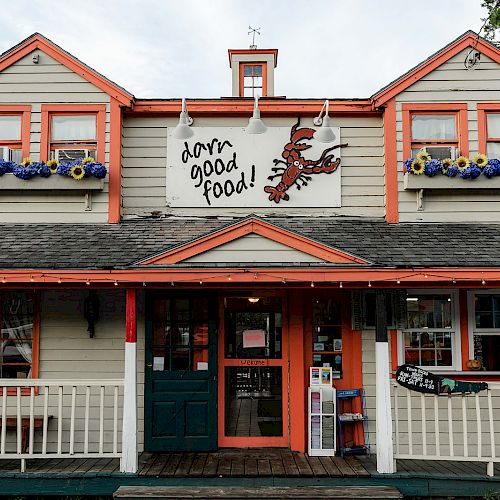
[121,288,138,473]
[375,290,395,473]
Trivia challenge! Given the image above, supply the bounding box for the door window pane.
[487,114,500,138]
[51,115,96,141]
[411,114,456,141]
[406,294,452,329]
[0,115,21,141]
[487,142,500,158]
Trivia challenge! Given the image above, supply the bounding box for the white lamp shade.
[172,111,194,140]
[246,117,267,134]
[314,115,336,143]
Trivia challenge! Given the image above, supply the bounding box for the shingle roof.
[1,217,500,270]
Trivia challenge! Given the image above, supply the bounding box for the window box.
[404,174,500,190]
[0,173,104,190]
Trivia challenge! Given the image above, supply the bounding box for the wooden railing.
[0,379,124,471]
[392,381,500,476]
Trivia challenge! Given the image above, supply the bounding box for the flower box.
[0,174,104,191]
[404,174,500,190]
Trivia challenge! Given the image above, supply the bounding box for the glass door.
[218,294,289,447]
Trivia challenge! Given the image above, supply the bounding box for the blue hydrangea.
[91,162,107,179]
[483,164,497,178]
[469,162,482,179]
[83,162,94,177]
[12,164,37,180]
[459,167,472,179]
[403,158,415,173]
[488,158,500,175]
[0,159,15,175]
[56,161,73,176]
[36,163,51,178]
[445,164,458,177]
[425,159,442,177]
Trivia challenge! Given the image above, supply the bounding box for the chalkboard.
[395,364,440,394]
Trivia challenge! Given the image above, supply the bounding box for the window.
[0,105,31,163]
[468,291,500,371]
[0,291,39,379]
[40,104,106,163]
[485,113,500,158]
[240,63,266,97]
[400,291,459,369]
[402,103,468,161]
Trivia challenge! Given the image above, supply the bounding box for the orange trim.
[373,33,500,107]
[108,98,122,223]
[289,289,305,452]
[0,34,132,106]
[459,290,470,371]
[39,104,106,163]
[228,49,278,67]
[477,103,500,153]
[140,218,369,266]
[239,62,268,97]
[384,99,398,223]
[389,329,398,373]
[130,99,376,116]
[402,103,469,159]
[0,105,31,159]
[217,291,289,448]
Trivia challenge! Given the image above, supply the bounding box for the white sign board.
[166,124,342,208]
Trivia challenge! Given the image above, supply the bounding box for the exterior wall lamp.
[245,96,267,134]
[172,98,194,140]
[313,99,336,143]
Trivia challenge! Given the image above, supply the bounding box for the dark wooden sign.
[395,364,441,394]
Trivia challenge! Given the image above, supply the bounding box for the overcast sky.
[0,0,491,99]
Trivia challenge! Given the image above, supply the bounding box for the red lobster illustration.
[264,122,347,203]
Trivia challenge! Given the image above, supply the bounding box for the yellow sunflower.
[442,158,454,169]
[70,165,85,180]
[455,156,470,170]
[472,153,488,168]
[416,151,432,163]
[81,156,95,165]
[411,159,425,175]
[21,157,32,168]
[46,159,59,174]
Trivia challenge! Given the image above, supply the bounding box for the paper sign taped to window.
[242,329,266,348]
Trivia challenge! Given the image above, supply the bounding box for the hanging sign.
[396,364,489,395]
[166,123,343,208]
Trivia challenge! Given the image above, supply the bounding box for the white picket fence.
[0,379,124,471]
[392,381,500,476]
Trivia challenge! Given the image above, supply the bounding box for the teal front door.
[144,293,218,452]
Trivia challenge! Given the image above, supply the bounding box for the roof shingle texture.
[0,217,498,269]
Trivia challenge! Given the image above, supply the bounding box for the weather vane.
[248,26,260,49]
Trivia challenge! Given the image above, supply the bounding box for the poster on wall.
[166,123,343,208]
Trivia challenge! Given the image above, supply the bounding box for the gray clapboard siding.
[121,115,385,218]
[0,49,111,222]
[396,48,500,222]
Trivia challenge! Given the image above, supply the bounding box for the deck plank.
[230,457,245,476]
[148,454,172,476]
[269,456,286,476]
[331,457,356,476]
[292,453,313,476]
[304,455,328,477]
[202,454,218,476]
[319,456,342,476]
[216,456,231,477]
[257,459,272,476]
[174,453,195,477]
[189,453,207,477]
[160,453,182,477]
[243,458,258,477]
[345,456,370,476]
[280,452,300,477]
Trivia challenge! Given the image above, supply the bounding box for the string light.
[396,278,401,284]
[368,281,372,288]
[282,278,287,284]
[114,280,118,286]
[228,274,232,281]
[452,278,457,284]
[86,278,90,286]
[339,282,343,288]
[199,279,203,285]
[171,281,175,286]
[482,278,486,285]
[1,277,5,284]
[143,281,147,287]
[254,273,258,280]
[424,273,428,278]
[310,281,315,288]
[57,278,62,284]
[30,276,34,282]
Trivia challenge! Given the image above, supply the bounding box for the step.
[113,485,403,500]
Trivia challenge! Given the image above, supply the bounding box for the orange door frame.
[217,290,290,448]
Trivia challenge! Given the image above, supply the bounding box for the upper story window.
[0,114,23,163]
[468,291,500,371]
[485,113,500,158]
[240,63,266,97]
[50,114,97,162]
[410,113,458,160]
[400,291,459,370]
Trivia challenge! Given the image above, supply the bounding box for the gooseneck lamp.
[172,98,194,140]
[313,100,336,143]
[245,96,267,134]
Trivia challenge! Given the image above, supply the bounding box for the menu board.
[395,364,440,394]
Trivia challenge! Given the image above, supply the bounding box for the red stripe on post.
[126,289,137,343]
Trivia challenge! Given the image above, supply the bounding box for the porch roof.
[1,216,500,270]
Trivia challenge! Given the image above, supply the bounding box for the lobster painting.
[264,122,347,203]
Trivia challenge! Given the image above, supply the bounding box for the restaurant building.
[0,30,500,497]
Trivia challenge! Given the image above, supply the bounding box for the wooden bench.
[1,416,52,453]
[113,486,403,499]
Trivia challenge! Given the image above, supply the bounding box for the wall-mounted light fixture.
[313,100,336,143]
[172,98,194,140]
[245,96,267,134]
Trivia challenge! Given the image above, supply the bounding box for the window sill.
[404,174,500,190]
[0,173,104,191]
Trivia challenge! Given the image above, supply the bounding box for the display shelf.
[308,386,336,456]
[337,388,370,457]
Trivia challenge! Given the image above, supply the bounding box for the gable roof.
[137,216,370,265]
[372,30,500,107]
[0,33,134,106]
